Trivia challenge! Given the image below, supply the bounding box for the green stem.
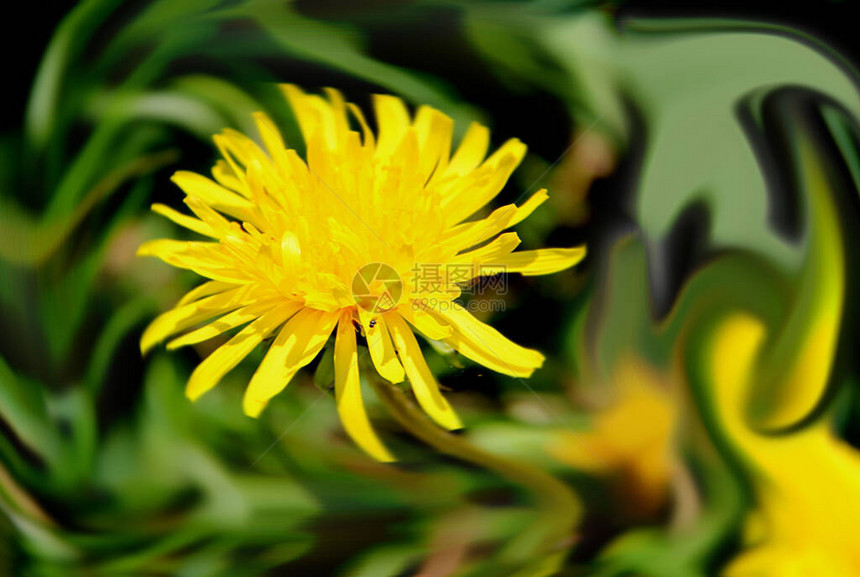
[370,379,580,574]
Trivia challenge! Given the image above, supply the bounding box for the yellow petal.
[253,111,290,174]
[177,281,235,307]
[183,196,232,236]
[151,203,216,238]
[243,308,338,417]
[385,313,462,430]
[373,94,411,159]
[280,231,302,280]
[185,306,293,401]
[480,246,587,276]
[445,121,489,176]
[243,159,278,212]
[399,304,453,340]
[357,309,405,384]
[439,189,549,255]
[212,159,244,192]
[280,84,312,129]
[413,106,453,181]
[137,238,214,261]
[215,128,272,177]
[441,147,525,225]
[347,102,376,150]
[171,171,255,219]
[442,205,517,252]
[508,188,549,227]
[431,302,544,377]
[451,232,521,265]
[484,136,527,166]
[282,84,348,152]
[214,136,249,191]
[334,311,395,461]
[138,239,250,283]
[167,299,300,350]
[323,87,351,146]
[140,287,246,354]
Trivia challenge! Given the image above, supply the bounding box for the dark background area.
[5,2,860,135]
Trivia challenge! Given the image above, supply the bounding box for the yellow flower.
[550,356,676,519]
[138,85,585,461]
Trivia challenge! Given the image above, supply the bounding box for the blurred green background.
[3,1,860,576]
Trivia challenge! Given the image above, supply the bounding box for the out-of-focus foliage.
[3,1,860,576]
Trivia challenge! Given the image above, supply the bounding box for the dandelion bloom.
[139,85,585,461]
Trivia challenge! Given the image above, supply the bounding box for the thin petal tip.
[185,384,206,403]
[441,412,464,431]
[139,340,153,356]
[242,396,268,418]
[135,242,155,257]
[164,339,183,351]
[140,327,160,355]
[380,369,405,385]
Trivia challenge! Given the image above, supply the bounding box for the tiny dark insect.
[369,319,377,328]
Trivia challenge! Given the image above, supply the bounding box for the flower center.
[351,262,404,313]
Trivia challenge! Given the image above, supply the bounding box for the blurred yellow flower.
[550,357,676,518]
[138,85,585,461]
